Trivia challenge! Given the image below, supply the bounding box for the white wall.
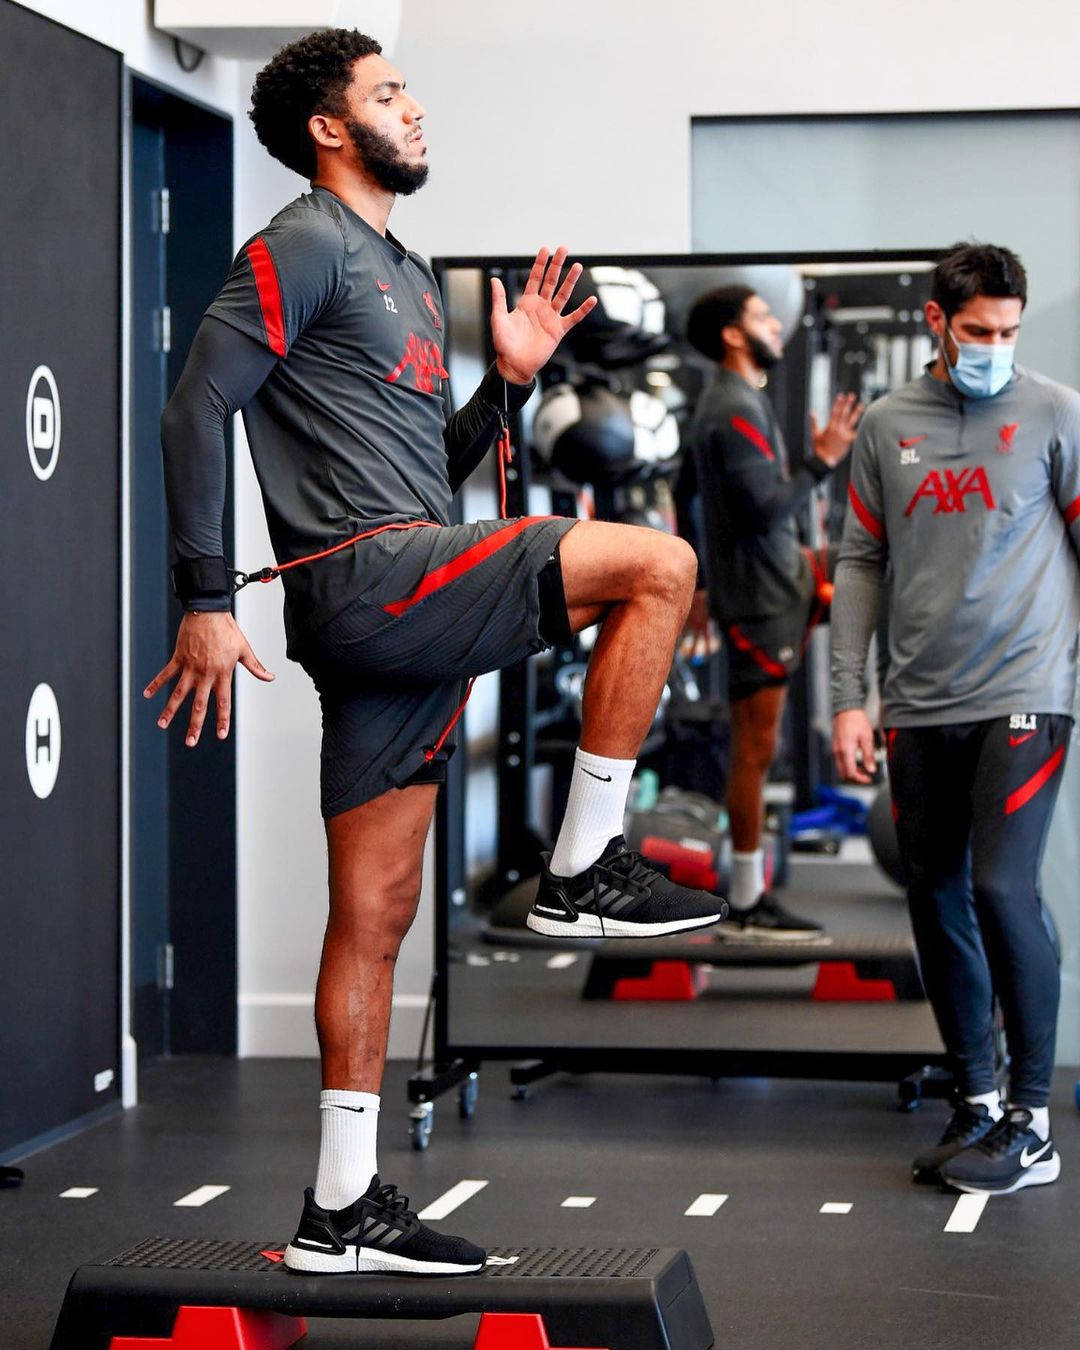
[236,0,1080,1062]
[16,0,237,110]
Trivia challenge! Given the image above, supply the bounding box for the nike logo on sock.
[581,769,613,782]
[1020,1140,1052,1167]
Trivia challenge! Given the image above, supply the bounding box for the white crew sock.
[313,1089,380,1211]
[729,850,765,912]
[965,1090,1003,1121]
[1009,1102,1050,1139]
[548,748,636,878]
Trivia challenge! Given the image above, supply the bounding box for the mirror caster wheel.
[458,1072,479,1119]
[409,1100,434,1150]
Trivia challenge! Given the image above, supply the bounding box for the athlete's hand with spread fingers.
[144,611,274,747]
[833,707,877,785]
[490,246,598,386]
[811,392,864,467]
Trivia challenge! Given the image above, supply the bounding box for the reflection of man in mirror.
[146,29,727,1279]
[833,241,1079,1197]
[679,285,862,938]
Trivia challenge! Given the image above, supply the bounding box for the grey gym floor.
[7,851,1080,1349]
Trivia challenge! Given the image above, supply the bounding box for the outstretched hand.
[144,611,274,747]
[490,246,597,386]
[811,392,863,467]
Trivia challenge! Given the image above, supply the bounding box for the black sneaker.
[939,1107,1060,1195]
[717,892,824,941]
[525,836,726,938]
[283,1177,486,1275]
[911,1100,997,1184]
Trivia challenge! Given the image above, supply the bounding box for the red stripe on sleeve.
[383,517,551,617]
[246,237,287,357]
[848,481,884,541]
[1064,495,1080,527]
[731,416,775,461]
[1004,745,1065,816]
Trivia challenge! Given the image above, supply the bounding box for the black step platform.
[482,924,924,1000]
[50,1237,714,1350]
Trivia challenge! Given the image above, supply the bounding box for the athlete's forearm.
[830,555,884,712]
[444,365,534,494]
[161,317,277,607]
[734,458,831,534]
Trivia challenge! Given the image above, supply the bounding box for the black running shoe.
[717,892,824,941]
[911,1100,997,1184]
[939,1107,1060,1195]
[283,1177,485,1275]
[525,836,726,938]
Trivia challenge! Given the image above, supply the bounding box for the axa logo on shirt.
[904,466,996,517]
[385,333,449,394]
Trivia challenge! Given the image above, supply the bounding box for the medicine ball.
[567,266,671,369]
[868,782,905,887]
[531,382,636,486]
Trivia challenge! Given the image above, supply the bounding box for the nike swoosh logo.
[582,769,613,782]
[1009,732,1037,746]
[1020,1140,1052,1167]
[899,435,927,448]
[377,279,392,292]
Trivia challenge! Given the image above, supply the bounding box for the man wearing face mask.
[679,286,862,938]
[832,242,1080,1196]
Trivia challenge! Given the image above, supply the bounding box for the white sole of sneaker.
[715,926,830,943]
[525,911,722,938]
[948,1152,1061,1195]
[283,1242,483,1275]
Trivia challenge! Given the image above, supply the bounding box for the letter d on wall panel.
[0,0,121,1156]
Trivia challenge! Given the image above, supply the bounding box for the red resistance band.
[230,416,519,765]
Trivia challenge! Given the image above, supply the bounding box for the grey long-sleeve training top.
[831,366,1080,726]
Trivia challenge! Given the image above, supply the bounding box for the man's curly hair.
[250,29,382,179]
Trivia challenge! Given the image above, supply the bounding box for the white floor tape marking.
[685,1193,728,1216]
[819,1202,853,1214]
[417,1179,488,1221]
[561,1196,596,1208]
[944,1193,989,1233]
[59,1187,98,1199]
[174,1185,231,1207]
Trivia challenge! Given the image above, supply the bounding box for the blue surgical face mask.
[945,326,1015,398]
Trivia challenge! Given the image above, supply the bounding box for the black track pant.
[887,715,1071,1107]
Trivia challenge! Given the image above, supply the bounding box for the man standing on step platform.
[146,30,725,1278]
[832,241,1080,1196]
[679,285,862,940]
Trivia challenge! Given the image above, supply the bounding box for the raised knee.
[646,536,698,602]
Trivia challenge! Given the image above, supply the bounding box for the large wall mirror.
[430,252,951,1089]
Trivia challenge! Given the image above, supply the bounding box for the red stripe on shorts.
[848,481,884,541]
[1004,745,1065,815]
[727,623,788,678]
[246,237,286,357]
[383,517,551,617]
[1064,494,1080,527]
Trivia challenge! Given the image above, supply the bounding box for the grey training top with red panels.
[683,368,830,625]
[832,366,1080,726]
[199,186,526,643]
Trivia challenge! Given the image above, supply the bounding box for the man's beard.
[345,119,429,196]
[743,329,781,371]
